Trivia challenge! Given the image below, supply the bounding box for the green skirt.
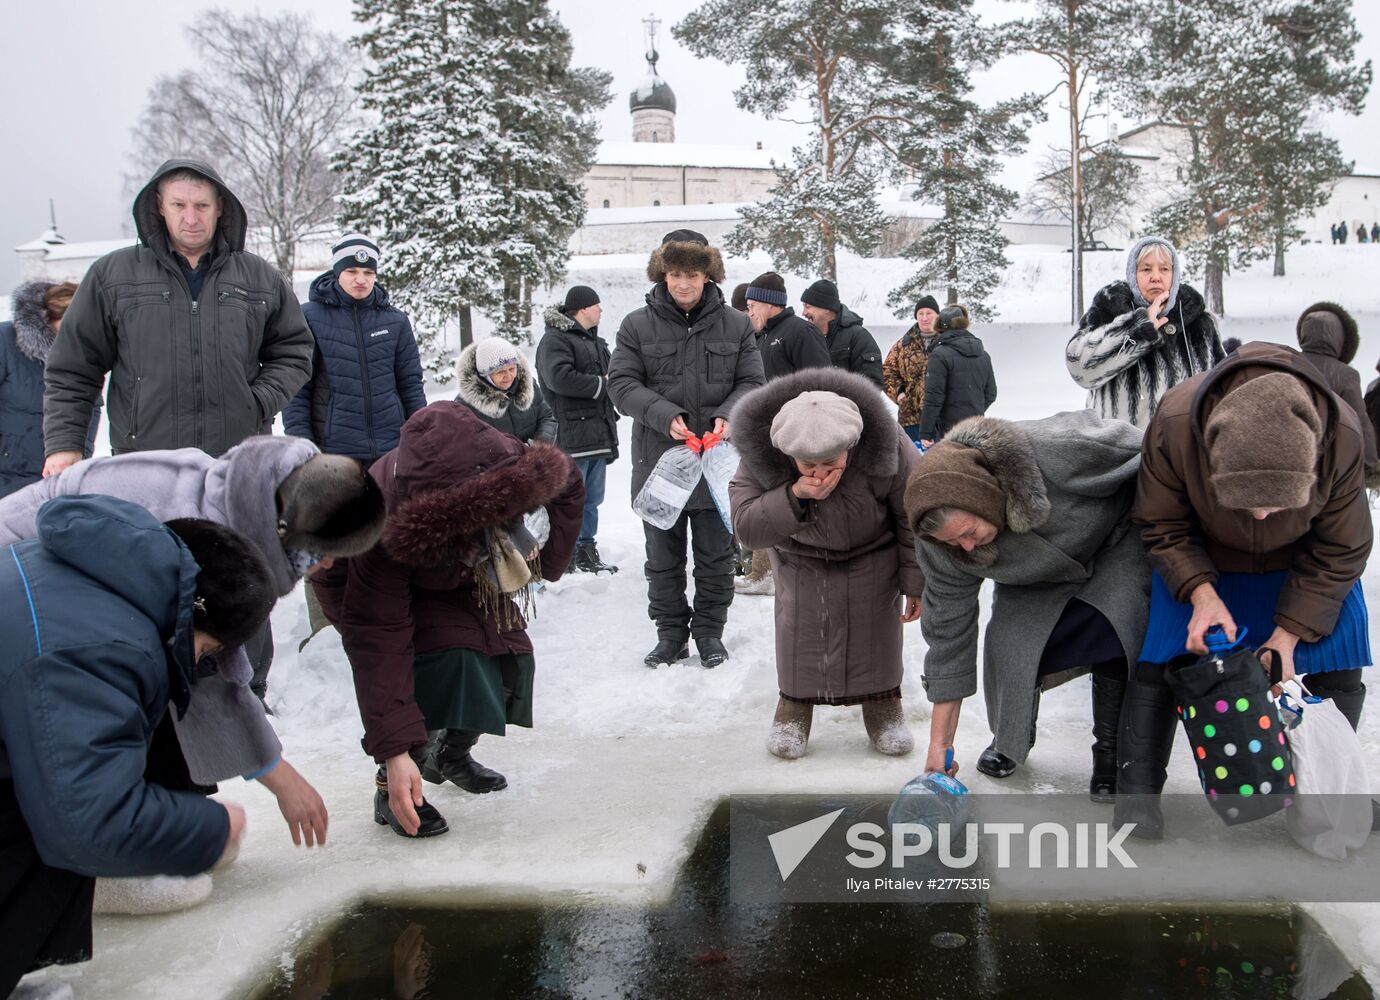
[412,648,535,736]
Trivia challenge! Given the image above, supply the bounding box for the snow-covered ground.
[16,242,1380,998]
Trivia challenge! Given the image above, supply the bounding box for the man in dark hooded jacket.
[799,279,884,388]
[1295,301,1377,480]
[918,306,998,446]
[0,495,276,995]
[43,158,314,471]
[608,230,765,669]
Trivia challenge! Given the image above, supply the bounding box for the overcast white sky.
[3,0,1378,289]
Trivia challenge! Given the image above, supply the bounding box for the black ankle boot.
[420,730,508,793]
[1112,675,1177,840]
[1090,673,1126,803]
[976,689,1039,779]
[373,768,449,838]
[644,638,690,668]
[696,636,730,668]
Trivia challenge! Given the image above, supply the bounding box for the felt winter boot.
[373,767,449,838]
[1112,676,1177,840]
[420,730,508,793]
[91,874,214,915]
[1089,673,1126,802]
[862,699,915,756]
[767,698,813,759]
[734,549,775,596]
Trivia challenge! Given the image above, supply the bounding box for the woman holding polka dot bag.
[1126,341,1373,840]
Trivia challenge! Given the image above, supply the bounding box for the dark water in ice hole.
[253,802,1374,1000]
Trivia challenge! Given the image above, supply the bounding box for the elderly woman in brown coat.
[1128,341,1373,839]
[729,368,924,759]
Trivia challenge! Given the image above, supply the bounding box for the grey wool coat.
[729,368,924,702]
[911,410,1149,762]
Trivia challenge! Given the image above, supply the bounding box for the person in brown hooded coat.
[729,368,923,759]
[1127,341,1373,839]
[1295,302,1378,483]
[312,402,583,838]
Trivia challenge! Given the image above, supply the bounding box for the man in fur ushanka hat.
[607,230,765,669]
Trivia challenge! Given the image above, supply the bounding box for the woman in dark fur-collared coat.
[1295,301,1377,480]
[730,368,924,759]
[0,280,98,497]
[455,339,557,445]
[1066,236,1224,428]
[312,402,582,839]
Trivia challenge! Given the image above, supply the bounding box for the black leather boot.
[644,638,691,668]
[1089,673,1126,803]
[1112,674,1177,840]
[976,690,1039,779]
[696,636,730,668]
[574,542,619,574]
[420,730,508,793]
[373,767,449,838]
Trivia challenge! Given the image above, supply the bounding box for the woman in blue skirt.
[1127,341,1372,838]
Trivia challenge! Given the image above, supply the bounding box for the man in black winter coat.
[743,272,832,381]
[918,306,998,447]
[43,158,313,471]
[536,285,620,574]
[608,230,765,669]
[799,279,884,388]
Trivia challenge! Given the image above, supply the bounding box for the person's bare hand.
[712,417,728,438]
[925,744,958,777]
[392,923,431,999]
[791,467,843,501]
[258,759,329,847]
[669,415,691,441]
[385,753,425,837]
[1262,627,1300,697]
[1147,293,1170,330]
[899,596,922,624]
[43,451,81,477]
[215,801,247,869]
[1186,582,1236,654]
[920,439,934,449]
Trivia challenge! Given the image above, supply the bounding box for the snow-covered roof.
[584,203,746,225]
[37,238,136,261]
[594,141,781,170]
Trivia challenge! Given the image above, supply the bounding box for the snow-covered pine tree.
[676,0,962,280]
[887,14,1042,322]
[1133,0,1369,313]
[1000,0,1136,319]
[472,0,610,341]
[337,0,504,373]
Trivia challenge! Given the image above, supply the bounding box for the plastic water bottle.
[700,439,740,532]
[888,764,972,851]
[633,445,703,530]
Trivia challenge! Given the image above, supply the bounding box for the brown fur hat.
[646,229,726,284]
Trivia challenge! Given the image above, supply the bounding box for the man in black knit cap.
[800,278,884,388]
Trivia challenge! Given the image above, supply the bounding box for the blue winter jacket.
[283,272,428,462]
[0,495,228,877]
[1,282,100,498]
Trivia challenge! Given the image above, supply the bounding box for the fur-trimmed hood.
[938,417,1050,533]
[10,279,57,363]
[1296,301,1359,364]
[730,367,898,489]
[454,341,536,417]
[646,239,727,284]
[543,304,580,333]
[378,402,570,568]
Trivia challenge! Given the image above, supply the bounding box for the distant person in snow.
[799,279,885,389]
[917,305,997,449]
[1371,222,1379,243]
[883,295,942,445]
[0,497,276,996]
[454,338,557,447]
[1338,219,1348,244]
[0,280,98,499]
[283,234,428,464]
[537,285,621,575]
[730,371,923,759]
[1065,235,1224,428]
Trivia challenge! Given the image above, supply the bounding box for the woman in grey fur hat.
[1066,236,1223,428]
[0,280,98,497]
[729,369,924,758]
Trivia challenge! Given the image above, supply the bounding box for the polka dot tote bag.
[1164,628,1295,826]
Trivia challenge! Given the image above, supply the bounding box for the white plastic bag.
[633,444,703,530]
[1279,678,1372,860]
[700,439,741,532]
